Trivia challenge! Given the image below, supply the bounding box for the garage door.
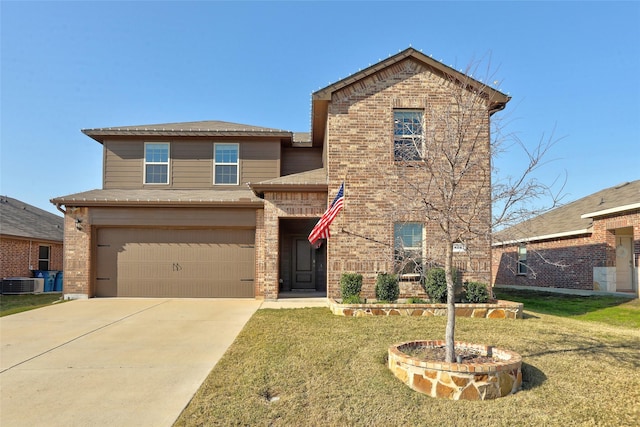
[95,228,255,297]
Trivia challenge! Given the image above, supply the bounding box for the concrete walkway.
[1,298,279,427]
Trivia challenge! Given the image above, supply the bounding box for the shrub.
[341,294,363,304]
[340,273,363,299]
[407,297,428,304]
[463,281,491,303]
[375,273,399,302]
[422,268,458,303]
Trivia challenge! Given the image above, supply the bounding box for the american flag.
[308,182,345,246]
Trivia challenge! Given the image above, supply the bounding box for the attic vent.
[615,182,630,189]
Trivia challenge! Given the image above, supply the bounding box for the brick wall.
[325,58,493,299]
[62,208,93,298]
[261,191,327,299]
[492,209,639,291]
[1,236,63,278]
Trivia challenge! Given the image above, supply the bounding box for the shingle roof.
[494,180,640,244]
[51,188,263,207]
[0,196,64,241]
[82,120,294,143]
[249,168,328,194]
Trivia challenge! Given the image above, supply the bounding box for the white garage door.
[96,228,255,297]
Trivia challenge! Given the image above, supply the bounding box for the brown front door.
[292,237,315,290]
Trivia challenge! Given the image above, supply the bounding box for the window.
[394,110,423,161]
[394,222,423,276]
[38,245,50,270]
[144,143,169,184]
[214,143,239,185]
[517,246,527,275]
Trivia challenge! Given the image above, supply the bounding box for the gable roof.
[494,180,640,244]
[310,47,512,147]
[82,120,294,144]
[0,196,64,242]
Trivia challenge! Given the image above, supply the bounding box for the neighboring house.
[0,196,64,278]
[51,47,509,300]
[492,180,640,297]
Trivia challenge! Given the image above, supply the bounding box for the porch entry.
[279,219,327,294]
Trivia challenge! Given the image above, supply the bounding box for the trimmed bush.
[422,268,458,303]
[463,281,491,303]
[340,273,363,299]
[375,273,399,302]
[341,294,362,304]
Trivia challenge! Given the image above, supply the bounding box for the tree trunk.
[444,241,456,363]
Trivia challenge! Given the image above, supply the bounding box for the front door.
[292,237,315,290]
[615,235,633,292]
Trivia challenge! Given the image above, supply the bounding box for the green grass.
[494,288,640,328]
[176,303,640,426]
[0,293,63,317]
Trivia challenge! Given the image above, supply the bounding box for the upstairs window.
[214,143,239,185]
[394,110,423,161]
[517,246,527,275]
[38,245,50,270]
[394,222,424,277]
[144,143,170,184]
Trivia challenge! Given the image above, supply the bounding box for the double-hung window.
[214,143,239,185]
[394,222,424,277]
[394,110,423,161]
[38,245,50,270]
[144,143,170,184]
[517,246,527,275]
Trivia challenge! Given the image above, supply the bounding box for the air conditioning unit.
[1,278,45,294]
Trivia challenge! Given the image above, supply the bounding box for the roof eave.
[249,183,328,196]
[580,202,640,219]
[82,129,293,144]
[492,228,592,246]
[50,198,264,209]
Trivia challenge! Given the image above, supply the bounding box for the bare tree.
[393,61,563,363]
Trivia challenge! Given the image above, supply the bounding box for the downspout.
[55,203,66,215]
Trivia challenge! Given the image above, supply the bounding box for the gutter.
[492,228,592,246]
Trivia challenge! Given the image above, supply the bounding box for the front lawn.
[0,293,63,317]
[175,302,639,426]
[494,288,640,328]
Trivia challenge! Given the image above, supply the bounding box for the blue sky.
[1,1,639,216]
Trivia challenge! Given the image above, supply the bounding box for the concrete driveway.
[0,298,262,427]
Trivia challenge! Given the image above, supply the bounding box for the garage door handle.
[240,279,254,282]
[97,278,110,281]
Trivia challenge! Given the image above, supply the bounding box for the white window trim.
[394,222,424,279]
[143,142,170,185]
[517,246,527,275]
[393,109,424,161]
[213,143,240,185]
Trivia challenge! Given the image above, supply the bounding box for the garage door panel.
[96,228,255,298]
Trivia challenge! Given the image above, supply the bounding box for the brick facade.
[0,236,63,278]
[61,208,93,298]
[492,209,639,293]
[325,58,493,299]
[261,191,327,300]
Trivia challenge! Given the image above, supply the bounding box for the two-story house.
[52,47,510,300]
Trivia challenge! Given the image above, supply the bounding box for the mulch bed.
[404,345,497,363]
